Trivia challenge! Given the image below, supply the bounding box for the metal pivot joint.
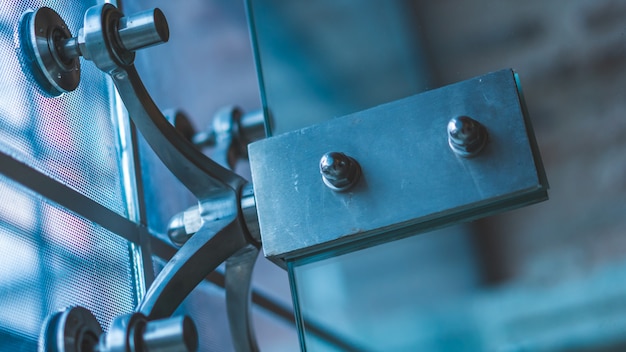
[447,115,488,157]
[320,152,362,191]
[166,107,265,247]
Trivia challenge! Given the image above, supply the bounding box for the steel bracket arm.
[67,4,256,318]
[110,65,246,199]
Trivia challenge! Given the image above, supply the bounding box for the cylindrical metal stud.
[447,116,488,157]
[142,316,198,352]
[118,8,170,52]
[59,7,169,60]
[319,152,361,192]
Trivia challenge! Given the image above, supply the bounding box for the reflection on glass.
[249,0,626,350]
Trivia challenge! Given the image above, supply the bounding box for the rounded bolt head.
[319,152,361,192]
[447,116,488,157]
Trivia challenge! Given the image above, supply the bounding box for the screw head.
[447,116,488,157]
[319,152,361,191]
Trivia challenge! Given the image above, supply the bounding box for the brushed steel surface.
[249,69,548,264]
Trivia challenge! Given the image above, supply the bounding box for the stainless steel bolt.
[319,152,361,191]
[447,116,488,157]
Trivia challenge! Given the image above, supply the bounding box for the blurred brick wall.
[413,0,626,284]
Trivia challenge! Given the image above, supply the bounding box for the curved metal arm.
[77,3,247,200]
[111,65,246,199]
[139,217,249,319]
[164,107,263,351]
[226,245,260,352]
[107,15,261,352]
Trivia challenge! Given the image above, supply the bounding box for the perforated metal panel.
[0,0,128,217]
[0,1,142,349]
[0,174,138,344]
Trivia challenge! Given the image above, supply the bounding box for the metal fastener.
[319,152,361,191]
[447,116,488,157]
[20,6,169,96]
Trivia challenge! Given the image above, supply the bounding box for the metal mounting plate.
[20,7,80,96]
[39,306,102,352]
[249,69,548,265]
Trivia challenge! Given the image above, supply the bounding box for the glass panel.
[0,174,138,347]
[247,0,431,136]
[289,227,482,351]
[253,305,307,352]
[0,0,128,217]
[248,0,626,350]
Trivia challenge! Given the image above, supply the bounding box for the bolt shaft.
[142,316,198,352]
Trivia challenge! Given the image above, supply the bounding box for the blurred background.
[128,0,626,350]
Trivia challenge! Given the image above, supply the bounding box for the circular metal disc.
[39,306,103,352]
[20,7,80,96]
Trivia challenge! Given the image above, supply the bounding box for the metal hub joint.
[166,107,264,247]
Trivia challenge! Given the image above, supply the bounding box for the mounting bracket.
[22,4,262,352]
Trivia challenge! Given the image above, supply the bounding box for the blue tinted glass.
[0,174,138,346]
[247,0,431,136]
[248,0,626,350]
[289,227,482,351]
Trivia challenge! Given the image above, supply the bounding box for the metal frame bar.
[0,149,361,350]
[0,151,142,244]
